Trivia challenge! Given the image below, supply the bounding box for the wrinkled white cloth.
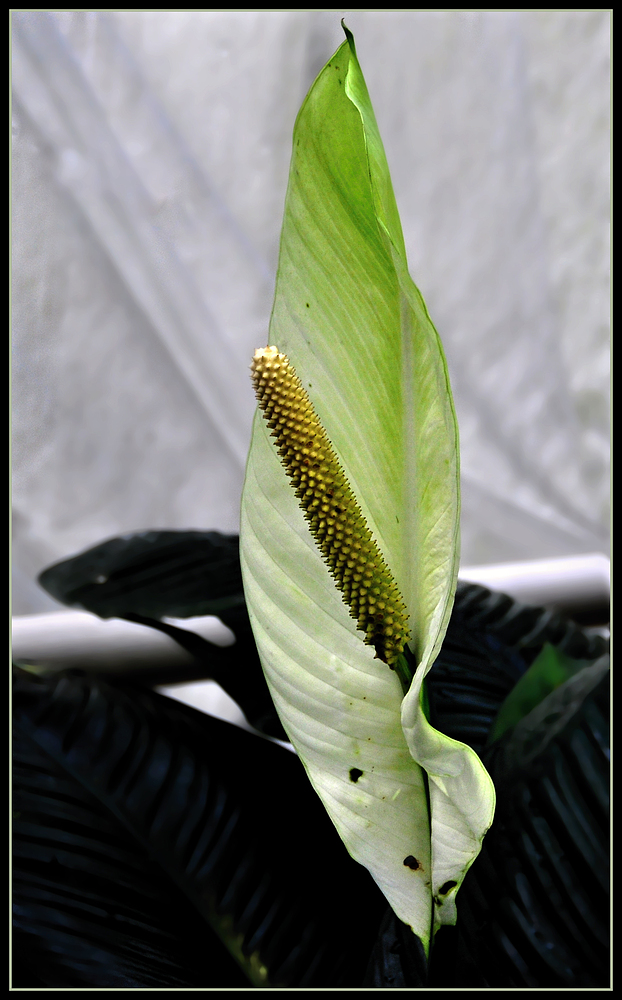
[12,11,610,614]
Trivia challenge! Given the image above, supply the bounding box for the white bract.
[240,28,494,953]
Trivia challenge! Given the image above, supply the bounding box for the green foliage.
[488,641,590,744]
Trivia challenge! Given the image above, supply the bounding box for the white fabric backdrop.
[12,11,610,614]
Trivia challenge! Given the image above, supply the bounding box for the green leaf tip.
[341,19,355,49]
[251,346,410,667]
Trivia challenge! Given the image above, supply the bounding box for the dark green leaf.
[369,586,609,987]
[488,642,590,744]
[12,666,387,987]
[363,907,428,987]
[452,582,608,662]
[426,582,608,757]
[455,658,610,987]
[36,531,285,738]
[38,530,244,620]
[13,725,246,987]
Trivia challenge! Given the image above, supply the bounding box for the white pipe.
[11,610,286,744]
[458,552,610,612]
[13,554,609,673]
[11,611,234,672]
[13,555,608,736]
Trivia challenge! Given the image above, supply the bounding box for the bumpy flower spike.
[251,346,410,667]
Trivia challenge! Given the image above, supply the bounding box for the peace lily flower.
[240,27,494,955]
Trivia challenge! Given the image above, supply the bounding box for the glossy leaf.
[38,530,244,620]
[240,28,494,949]
[488,641,590,744]
[456,656,610,987]
[13,666,387,987]
[366,588,609,987]
[36,530,285,739]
